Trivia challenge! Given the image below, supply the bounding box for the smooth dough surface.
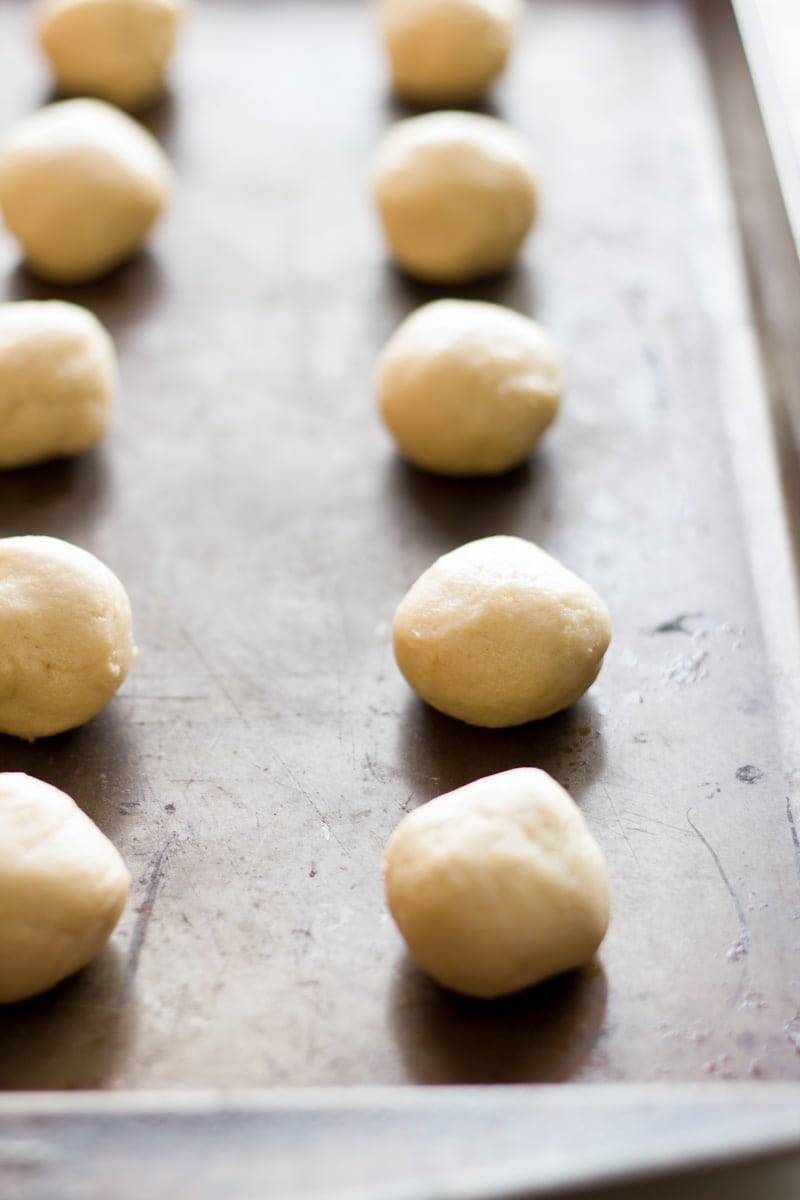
[0,536,135,740]
[384,768,610,998]
[0,301,116,469]
[0,772,130,1004]
[37,0,186,112]
[0,98,170,283]
[393,535,611,727]
[378,299,562,475]
[372,111,537,284]
[378,0,522,105]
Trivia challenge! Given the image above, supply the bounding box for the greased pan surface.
[0,0,799,1088]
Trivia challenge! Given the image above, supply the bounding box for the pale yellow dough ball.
[378,299,562,475]
[37,0,186,112]
[393,535,611,727]
[0,772,130,1004]
[378,0,522,106]
[0,536,135,740]
[0,301,116,470]
[0,98,171,283]
[384,768,610,998]
[372,111,537,284]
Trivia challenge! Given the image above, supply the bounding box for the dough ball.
[0,536,135,740]
[384,768,610,998]
[378,0,522,106]
[377,299,562,475]
[0,98,171,283]
[37,0,186,112]
[372,111,537,283]
[0,772,130,1004]
[0,301,116,470]
[393,535,611,727]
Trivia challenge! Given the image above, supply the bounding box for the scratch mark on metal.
[687,809,749,1008]
[180,626,249,726]
[119,837,174,1005]
[602,784,639,863]
[271,747,348,854]
[786,796,800,883]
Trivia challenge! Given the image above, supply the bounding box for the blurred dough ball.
[0,301,116,470]
[36,0,186,112]
[384,768,610,998]
[377,299,562,475]
[378,0,522,106]
[0,98,170,283]
[0,772,130,1004]
[393,535,611,727]
[0,536,135,740]
[383,772,609,998]
[372,111,537,283]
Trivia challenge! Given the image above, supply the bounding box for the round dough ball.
[377,299,562,475]
[36,0,186,113]
[0,301,116,470]
[0,98,171,283]
[0,772,130,1004]
[393,535,611,727]
[378,0,522,106]
[0,535,135,740]
[384,768,610,998]
[372,111,537,283]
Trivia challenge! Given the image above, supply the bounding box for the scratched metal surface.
[0,0,798,1089]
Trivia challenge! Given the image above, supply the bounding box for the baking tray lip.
[1,1085,800,1200]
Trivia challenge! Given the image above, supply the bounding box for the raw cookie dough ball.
[0,772,130,1003]
[393,535,611,727]
[0,536,135,740]
[378,0,522,106]
[384,768,610,998]
[0,301,116,470]
[372,111,537,283]
[377,299,562,475]
[0,99,171,283]
[37,0,186,112]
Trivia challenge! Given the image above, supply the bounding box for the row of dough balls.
[375,5,613,995]
[0,2,187,1004]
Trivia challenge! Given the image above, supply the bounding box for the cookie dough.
[378,0,522,106]
[0,98,171,283]
[377,299,562,475]
[37,0,186,112]
[0,536,135,740]
[0,301,116,469]
[384,768,610,998]
[393,535,611,727]
[0,772,130,1003]
[372,111,537,283]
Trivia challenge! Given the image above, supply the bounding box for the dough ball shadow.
[0,447,112,541]
[383,92,503,123]
[137,88,178,151]
[0,706,145,839]
[396,693,606,805]
[390,955,608,1084]
[3,251,167,346]
[375,259,538,330]
[0,942,137,1090]
[382,449,556,552]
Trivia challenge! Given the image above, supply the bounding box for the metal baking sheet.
[0,0,799,1110]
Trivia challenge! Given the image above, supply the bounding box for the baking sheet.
[0,0,799,1091]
